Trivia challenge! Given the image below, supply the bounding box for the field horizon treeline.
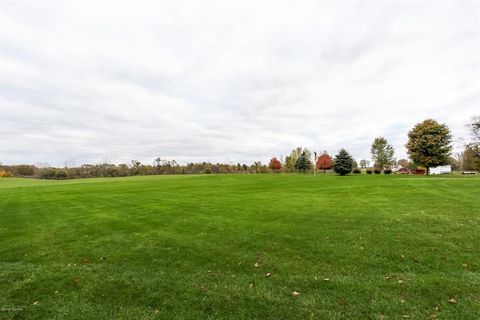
[1,117,479,179]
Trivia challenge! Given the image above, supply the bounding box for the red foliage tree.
[316,152,333,173]
[268,157,282,172]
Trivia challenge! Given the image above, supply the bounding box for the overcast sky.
[1,0,479,166]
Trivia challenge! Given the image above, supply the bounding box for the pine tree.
[333,149,353,176]
[294,151,312,173]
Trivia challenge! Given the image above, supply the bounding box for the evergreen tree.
[333,149,353,176]
[294,150,312,173]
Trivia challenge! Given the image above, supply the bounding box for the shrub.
[0,168,13,178]
[55,170,67,179]
[40,168,67,179]
[352,168,361,174]
[374,168,382,174]
[366,169,373,174]
[40,168,57,179]
[384,169,392,174]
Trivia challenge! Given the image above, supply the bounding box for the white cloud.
[0,0,479,165]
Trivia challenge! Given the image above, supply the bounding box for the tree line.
[268,117,479,175]
[1,117,478,179]
[0,160,272,179]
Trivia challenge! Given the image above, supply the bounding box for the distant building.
[394,167,411,174]
[430,165,452,175]
[413,169,426,175]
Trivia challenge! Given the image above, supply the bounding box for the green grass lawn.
[0,174,479,319]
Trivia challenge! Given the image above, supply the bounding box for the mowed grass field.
[0,174,479,319]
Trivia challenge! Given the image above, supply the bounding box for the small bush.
[41,168,57,179]
[366,169,373,174]
[374,168,382,174]
[55,170,67,179]
[0,168,13,178]
[353,168,361,174]
[40,168,67,179]
[384,169,392,174]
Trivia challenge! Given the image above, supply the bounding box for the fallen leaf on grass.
[32,301,39,305]
[266,273,272,277]
[448,298,457,304]
[254,262,261,268]
[292,291,300,297]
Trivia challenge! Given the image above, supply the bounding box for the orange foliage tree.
[316,152,333,173]
[268,157,282,172]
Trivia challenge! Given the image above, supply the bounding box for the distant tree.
[359,159,370,168]
[333,149,354,176]
[465,115,480,159]
[407,162,417,171]
[397,159,409,168]
[130,160,142,175]
[406,119,453,175]
[252,161,262,174]
[284,147,302,172]
[13,165,35,176]
[316,151,333,173]
[295,151,312,173]
[449,156,461,172]
[154,157,162,174]
[352,160,358,168]
[371,137,395,170]
[118,164,130,176]
[285,147,312,173]
[461,147,480,171]
[268,157,282,172]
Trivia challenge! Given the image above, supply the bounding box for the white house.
[430,165,452,174]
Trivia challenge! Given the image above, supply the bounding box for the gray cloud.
[0,0,479,166]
